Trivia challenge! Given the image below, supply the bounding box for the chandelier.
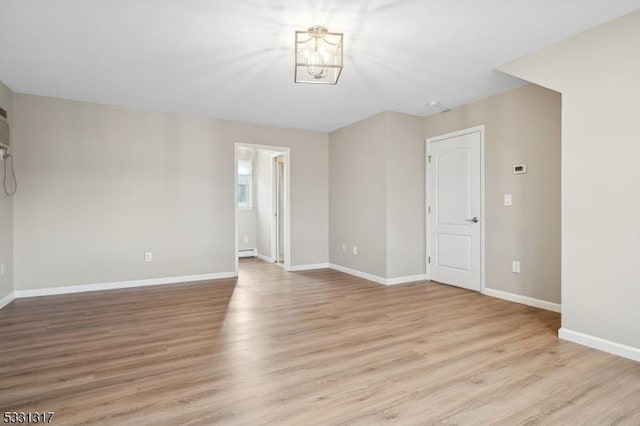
[294,26,343,85]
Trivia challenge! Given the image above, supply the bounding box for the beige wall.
[329,111,426,280]
[255,149,274,259]
[329,113,388,278]
[11,85,558,299]
[237,148,257,251]
[12,94,329,290]
[501,10,640,350]
[385,112,427,278]
[425,84,561,304]
[0,81,13,301]
[330,89,560,292]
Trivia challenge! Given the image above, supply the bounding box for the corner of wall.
[499,11,640,354]
[0,80,15,306]
[385,112,427,280]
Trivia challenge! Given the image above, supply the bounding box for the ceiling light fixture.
[295,25,343,85]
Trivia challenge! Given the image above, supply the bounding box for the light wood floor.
[1,258,639,425]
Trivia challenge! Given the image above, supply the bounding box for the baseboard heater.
[238,248,257,258]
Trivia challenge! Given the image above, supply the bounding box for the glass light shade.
[295,26,343,85]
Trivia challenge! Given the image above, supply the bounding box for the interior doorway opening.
[234,143,291,275]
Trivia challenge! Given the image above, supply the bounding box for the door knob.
[466,217,479,223]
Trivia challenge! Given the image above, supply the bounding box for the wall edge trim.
[385,274,428,285]
[0,291,15,310]
[255,253,275,263]
[482,287,561,312]
[14,272,236,298]
[559,327,640,363]
[330,264,427,286]
[288,263,330,271]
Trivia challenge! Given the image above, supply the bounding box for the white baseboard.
[386,274,428,285]
[256,253,275,263]
[559,327,640,363]
[0,291,15,310]
[482,287,561,313]
[14,272,236,298]
[237,249,257,258]
[329,264,426,286]
[329,263,386,285]
[288,263,330,272]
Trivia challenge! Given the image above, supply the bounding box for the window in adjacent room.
[238,160,253,209]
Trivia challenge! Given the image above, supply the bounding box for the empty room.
[1,1,639,424]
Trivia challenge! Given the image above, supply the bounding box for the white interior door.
[428,129,482,291]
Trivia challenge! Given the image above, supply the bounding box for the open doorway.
[234,143,290,275]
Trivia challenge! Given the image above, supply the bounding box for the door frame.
[425,125,486,293]
[234,143,291,276]
[272,152,284,264]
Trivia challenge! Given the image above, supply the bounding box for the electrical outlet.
[512,261,520,273]
[504,193,513,206]
[341,244,346,252]
[145,252,153,262]
[0,264,4,275]
[353,246,358,255]
[513,164,527,174]
[243,236,249,243]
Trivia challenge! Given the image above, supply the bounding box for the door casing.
[273,153,284,264]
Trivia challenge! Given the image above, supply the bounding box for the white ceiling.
[0,1,638,132]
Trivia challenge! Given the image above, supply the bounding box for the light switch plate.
[512,261,521,273]
[504,193,513,206]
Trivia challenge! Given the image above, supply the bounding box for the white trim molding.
[330,264,386,285]
[14,272,236,299]
[559,328,640,363]
[482,287,561,313]
[0,291,15,310]
[385,274,428,285]
[329,264,427,286]
[288,263,330,272]
[256,253,275,263]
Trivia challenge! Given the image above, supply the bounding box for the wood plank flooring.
[1,258,639,425]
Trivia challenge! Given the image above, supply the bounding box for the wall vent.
[0,113,9,150]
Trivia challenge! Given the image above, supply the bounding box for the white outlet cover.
[353,246,358,255]
[504,193,513,206]
[513,164,527,174]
